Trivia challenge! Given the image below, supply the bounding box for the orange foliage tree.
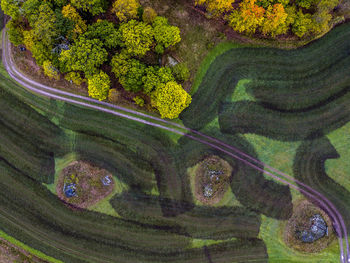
[261,3,289,37]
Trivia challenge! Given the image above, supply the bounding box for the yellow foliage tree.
[112,0,140,22]
[261,3,288,37]
[226,0,265,35]
[196,0,235,16]
[43,60,59,80]
[62,4,87,36]
[151,81,192,119]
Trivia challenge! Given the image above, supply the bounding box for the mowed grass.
[259,215,339,263]
[326,121,350,193]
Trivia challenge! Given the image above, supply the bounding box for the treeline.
[2,0,192,119]
[196,0,344,38]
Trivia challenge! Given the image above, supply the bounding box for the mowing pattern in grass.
[0,65,274,262]
[181,23,350,143]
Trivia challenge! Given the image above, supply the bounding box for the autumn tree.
[112,0,140,22]
[261,3,288,37]
[84,20,122,48]
[227,0,265,35]
[65,72,84,85]
[59,37,108,75]
[62,4,87,37]
[142,7,157,24]
[87,71,111,100]
[6,19,24,46]
[151,81,192,119]
[152,17,181,50]
[43,61,60,80]
[1,0,22,19]
[195,0,235,16]
[70,0,107,15]
[119,20,154,57]
[111,52,146,92]
[23,30,52,66]
[292,9,313,37]
[257,0,290,9]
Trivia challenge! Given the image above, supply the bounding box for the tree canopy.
[87,71,111,100]
[70,0,107,15]
[152,17,181,49]
[112,0,140,22]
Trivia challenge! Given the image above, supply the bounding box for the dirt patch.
[56,161,115,209]
[0,237,46,263]
[284,200,336,253]
[194,155,232,205]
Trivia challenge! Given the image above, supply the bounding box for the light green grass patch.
[259,215,339,263]
[0,230,62,263]
[230,79,255,102]
[190,237,237,249]
[243,134,302,200]
[325,122,350,192]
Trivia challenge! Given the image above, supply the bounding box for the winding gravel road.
[2,28,349,263]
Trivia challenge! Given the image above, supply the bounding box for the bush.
[133,96,145,107]
[172,63,190,82]
[142,7,157,24]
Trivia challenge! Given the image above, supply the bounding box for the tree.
[111,52,146,92]
[261,3,288,37]
[296,0,317,9]
[119,20,154,57]
[87,71,111,100]
[84,20,122,48]
[171,63,190,82]
[133,96,145,107]
[292,9,313,37]
[70,0,107,15]
[152,17,181,49]
[151,81,192,119]
[23,30,51,66]
[65,72,84,85]
[256,0,290,9]
[227,0,265,35]
[1,0,22,19]
[22,0,42,25]
[33,2,58,47]
[112,0,140,22]
[6,19,24,46]
[195,0,235,16]
[142,66,175,94]
[43,60,60,80]
[62,4,87,37]
[142,7,157,24]
[59,37,108,75]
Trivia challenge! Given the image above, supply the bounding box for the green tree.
[112,0,140,22]
[59,37,108,75]
[152,17,181,49]
[151,81,192,119]
[33,2,58,47]
[296,0,317,9]
[84,20,122,48]
[23,30,51,66]
[111,52,146,92]
[6,19,24,46]
[22,0,42,25]
[142,66,174,94]
[87,71,111,100]
[65,72,84,85]
[171,63,190,82]
[133,96,145,107]
[1,0,22,19]
[70,0,107,15]
[292,9,313,37]
[119,20,154,57]
[43,60,60,80]
[142,7,157,24]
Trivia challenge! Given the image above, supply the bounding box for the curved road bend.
[2,29,349,263]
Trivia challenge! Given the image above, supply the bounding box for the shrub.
[172,63,190,82]
[142,7,157,24]
[133,96,145,107]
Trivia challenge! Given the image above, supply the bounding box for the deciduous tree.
[261,3,288,37]
[43,60,60,80]
[227,0,265,35]
[152,17,181,50]
[62,4,87,37]
[112,0,140,22]
[33,2,58,46]
[6,19,24,46]
[195,0,235,16]
[119,20,154,57]
[292,9,313,37]
[87,71,111,100]
[65,72,84,85]
[71,0,107,15]
[59,37,108,75]
[171,63,190,82]
[142,7,157,24]
[1,0,22,19]
[151,81,192,119]
[84,20,122,48]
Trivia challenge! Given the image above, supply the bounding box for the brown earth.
[56,161,115,209]
[194,155,232,205]
[284,199,336,253]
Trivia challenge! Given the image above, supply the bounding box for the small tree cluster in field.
[3,0,191,118]
[196,0,343,38]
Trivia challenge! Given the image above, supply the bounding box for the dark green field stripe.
[293,137,350,230]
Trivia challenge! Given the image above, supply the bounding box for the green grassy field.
[1,16,350,263]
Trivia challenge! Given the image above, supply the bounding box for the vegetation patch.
[56,160,114,209]
[193,155,232,205]
[284,200,335,253]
